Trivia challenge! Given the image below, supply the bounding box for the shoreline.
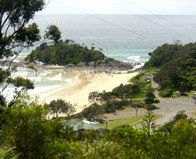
[36,68,139,112]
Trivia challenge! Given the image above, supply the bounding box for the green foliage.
[130,73,152,99]
[77,103,104,123]
[45,25,61,43]
[81,141,127,159]
[7,77,34,90]
[0,95,6,106]
[0,104,73,159]
[106,118,196,159]
[102,115,145,129]
[86,72,159,116]
[145,89,159,110]
[15,23,41,45]
[0,101,196,159]
[48,99,75,118]
[0,0,44,58]
[145,43,196,94]
[159,88,173,97]
[142,111,157,136]
[145,89,156,104]
[160,111,188,133]
[0,148,17,159]
[103,100,131,113]
[112,84,141,99]
[26,41,106,65]
[0,0,45,104]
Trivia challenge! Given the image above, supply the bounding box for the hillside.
[26,40,133,70]
[145,43,196,97]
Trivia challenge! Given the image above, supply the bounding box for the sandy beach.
[38,70,139,112]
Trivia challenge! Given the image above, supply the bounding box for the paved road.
[154,97,196,124]
[105,97,196,125]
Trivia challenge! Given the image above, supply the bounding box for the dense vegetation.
[0,100,195,159]
[145,43,196,97]
[26,40,107,65]
[0,1,195,158]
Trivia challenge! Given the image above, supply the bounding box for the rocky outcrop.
[75,57,133,71]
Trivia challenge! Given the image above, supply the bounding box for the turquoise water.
[33,15,196,66]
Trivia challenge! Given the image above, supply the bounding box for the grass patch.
[187,91,196,97]
[115,107,133,113]
[130,73,152,101]
[102,114,162,129]
[145,67,158,73]
[191,112,196,117]
[130,72,145,83]
[132,92,146,100]
[102,116,144,129]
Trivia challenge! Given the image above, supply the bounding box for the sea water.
[32,14,196,65]
[5,15,196,98]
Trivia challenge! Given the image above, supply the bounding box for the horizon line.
[37,13,196,16]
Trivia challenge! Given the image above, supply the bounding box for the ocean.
[33,14,196,65]
[4,14,196,100]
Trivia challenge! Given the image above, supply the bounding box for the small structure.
[64,119,100,131]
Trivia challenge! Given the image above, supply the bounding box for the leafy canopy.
[145,43,196,94]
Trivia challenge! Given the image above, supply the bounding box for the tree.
[145,89,156,105]
[1,104,71,159]
[0,0,45,106]
[45,25,61,43]
[80,103,104,122]
[145,89,159,111]
[49,99,75,118]
[142,111,156,137]
[88,91,100,103]
[145,43,196,94]
[0,1,63,106]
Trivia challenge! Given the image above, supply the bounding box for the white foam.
[46,73,63,81]
[128,56,141,63]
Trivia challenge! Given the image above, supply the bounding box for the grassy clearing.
[102,114,162,129]
[101,115,144,129]
[145,67,158,73]
[114,107,133,113]
[191,112,196,117]
[130,72,152,101]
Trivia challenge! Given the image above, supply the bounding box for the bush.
[159,89,173,97]
[154,99,160,103]
[146,104,158,111]
[0,148,17,159]
[103,100,131,113]
[1,105,70,159]
[78,103,104,123]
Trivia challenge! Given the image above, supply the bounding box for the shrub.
[146,104,158,111]
[159,88,173,97]
[1,105,70,159]
[79,103,104,123]
[103,100,131,113]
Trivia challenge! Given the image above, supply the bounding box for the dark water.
[33,14,196,65]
